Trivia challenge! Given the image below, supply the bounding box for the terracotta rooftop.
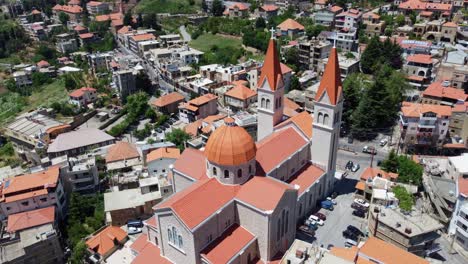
[69,87,96,97]
[261,5,279,12]
[203,114,226,124]
[117,25,132,34]
[360,167,398,181]
[146,147,180,163]
[363,11,380,20]
[95,13,122,22]
[1,166,60,199]
[280,63,293,74]
[236,176,293,211]
[259,38,283,91]
[178,102,198,112]
[329,5,343,13]
[256,127,308,173]
[68,0,80,5]
[131,33,155,42]
[227,3,248,11]
[37,60,49,68]
[453,102,468,112]
[189,93,217,106]
[79,33,94,39]
[106,141,140,163]
[74,25,86,31]
[7,206,55,233]
[132,239,172,264]
[184,119,203,137]
[422,81,468,101]
[130,233,150,254]
[52,4,82,14]
[284,97,300,111]
[287,163,324,196]
[443,22,457,27]
[201,224,256,264]
[399,0,452,11]
[407,75,425,82]
[87,1,105,6]
[330,246,358,262]
[85,226,127,256]
[275,111,313,139]
[277,18,305,31]
[152,92,185,107]
[31,9,41,15]
[145,217,157,229]
[172,148,207,181]
[358,237,429,264]
[225,83,257,100]
[315,47,342,105]
[407,54,432,64]
[204,120,256,166]
[401,102,452,118]
[459,176,468,197]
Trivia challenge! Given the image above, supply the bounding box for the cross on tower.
[269,27,276,39]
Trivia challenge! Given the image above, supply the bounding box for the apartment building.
[53,155,100,195]
[179,93,218,123]
[86,1,109,15]
[421,81,468,106]
[277,18,305,38]
[368,205,443,256]
[69,87,98,107]
[88,52,114,74]
[258,5,279,19]
[449,103,468,143]
[223,3,249,18]
[314,6,342,27]
[335,9,362,30]
[298,39,331,71]
[404,54,434,89]
[224,82,257,111]
[129,33,156,54]
[363,11,385,38]
[52,4,83,23]
[151,92,185,115]
[318,28,359,52]
[399,102,452,151]
[0,166,66,220]
[437,50,468,90]
[56,33,78,53]
[113,69,137,99]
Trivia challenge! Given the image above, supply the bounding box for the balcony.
[418,122,436,129]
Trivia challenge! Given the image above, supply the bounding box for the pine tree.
[211,0,224,16]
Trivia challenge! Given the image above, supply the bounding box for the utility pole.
[370,148,375,167]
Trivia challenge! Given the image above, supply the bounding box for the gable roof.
[401,102,452,118]
[1,166,60,197]
[106,141,140,163]
[315,47,342,105]
[172,148,207,181]
[358,237,429,264]
[275,111,313,138]
[132,238,172,264]
[287,163,324,196]
[360,167,398,181]
[225,83,257,100]
[258,38,283,91]
[407,54,432,64]
[261,5,279,12]
[69,87,96,97]
[152,92,185,107]
[236,176,293,211]
[85,226,127,256]
[7,206,55,233]
[422,81,468,101]
[277,18,305,31]
[147,147,180,163]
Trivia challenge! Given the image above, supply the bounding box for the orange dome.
[204,119,256,166]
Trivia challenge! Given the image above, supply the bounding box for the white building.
[146,147,180,177]
[86,1,109,15]
[448,154,468,251]
[13,71,32,86]
[69,87,97,107]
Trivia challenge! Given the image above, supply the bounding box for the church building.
[131,35,343,264]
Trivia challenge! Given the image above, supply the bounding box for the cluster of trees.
[66,193,105,263]
[50,101,81,116]
[381,150,424,186]
[200,44,245,65]
[360,37,403,74]
[32,44,57,63]
[166,128,191,151]
[393,186,414,212]
[0,16,30,58]
[108,92,149,136]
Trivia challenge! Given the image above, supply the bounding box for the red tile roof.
[189,93,217,106]
[117,25,132,34]
[399,0,452,11]
[277,18,305,31]
[276,111,313,138]
[284,97,300,111]
[86,226,127,256]
[287,163,324,196]
[1,166,60,200]
[106,141,140,163]
[156,178,240,229]
[329,5,343,13]
[152,92,185,107]
[225,83,257,100]
[145,217,157,229]
[360,167,398,181]
[31,9,41,15]
[443,22,457,28]
[79,33,94,39]
[453,102,468,112]
[69,87,96,97]
[131,33,155,42]
[87,1,105,6]
[315,47,342,105]
[201,224,256,263]
[359,237,429,264]
[330,246,358,262]
[132,240,172,264]
[184,119,203,137]
[407,54,432,64]
[7,206,55,233]
[280,63,293,74]
[256,127,308,173]
[74,25,86,31]
[259,38,283,91]
[401,102,452,118]
[52,4,83,14]
[459,176,468,197]
[227,3,248,11]
[130,233,150,254]
[146,147,180,163]
[236,176,292,211]
[172,148,207,181]
[261,5,279,12]
[422,81,468,101]
[420,11,433,16]
[37,60,49,68]
[407,75,425,82]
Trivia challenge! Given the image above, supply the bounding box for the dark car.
[163,123,170,129]
[352,209,365,218]
[327,244,334,250]
[347,225,364,237]
[342,230,358,240]
[156,128,163,133]
[347,136,354,144]
[345,161,354,170]
[351,202,368,211]
[314,212,327,221]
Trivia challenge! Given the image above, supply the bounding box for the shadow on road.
[334,178,359,196]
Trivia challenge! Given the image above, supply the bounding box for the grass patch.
[26,79,69,111]
[0,92,27,126]
[190,33,242,53]
[160,16,189,33]
[136,0,201,14]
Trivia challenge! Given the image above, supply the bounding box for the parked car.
[345,160,354,170]
[362,145,376,154]
[308,215,324,226]
[351,202,368,211]
[305,220,318,230]
[299,225,316,237]
[351,163,360,172]
[353,198,370,208]
[347,225,364,237]
[352,209,365,218]
[127,226,142,235]
[330,192,338,199]
[314,212,327,221]
[321,200,334,211]
[156,128,163,133]
[345,238,358,248]
[127,219,143,228]
[327,244,334,250]
[326,197,337,205]
[379,138,388,146]
[342,229,358,240]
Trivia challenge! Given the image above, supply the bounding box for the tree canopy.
[381,150,423,186]
[393,185,414,212]
[166,128,191,151]
[360,37,402,74]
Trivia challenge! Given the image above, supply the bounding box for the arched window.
[172,227,177,241]
[323,114,329,125]
[299,203,303,216]
[285,211,289,234]
[317,112,323,124]
[281,210,285,237]
[261,98,265,108]
[212,167,217,176]
[266,99,271,109]
[249,164,252,174]
[167,228,172,243]
[277,218,281,240]
[178,235,183,248]
[237,169,242,178]
[279,97,282,107]
[224,170,229,178]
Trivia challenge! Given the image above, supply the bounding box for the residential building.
[399,102,452,152]
[277,18,305,38]
[449,103,468,143]
[314,6,342,28]
[398,0,453,18]
[159,34,182,47]
[355,167,399,201]
[224,82,257,111]
[413,20,457,43]
[54,155,100,195]
[368,205,443,256]
[52,4,83,23]
[55,33,78,53]
[86,226,128,263]
[421,81,468,106]
[223,3,249,18]
[317,52,360,79]
[179,93,218,123]
[0,166,66,220]
[404,54,434,89]
[437,50,468,90]
[318,28,359,52]
[151,92,185,115]
[131,37,343,264]
[298,39,332,71]
[335,9,362,30]
[88,52,113,74]
[86,1,109,15]
[106,141,141,171]
[69,87,98,107]
[12,70,32,87]
[138,40,160,56]
[47,128,115,158]
[397,38,432,55]
[113,69,137,99]
[146,147,180,177]
[362,11,385,38]
[0,207,64,264]
[129,33,156,54]
[259,5,279,19]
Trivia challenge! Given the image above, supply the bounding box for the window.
[40,198,47,202]
[285,211,289,234]
[178,235,183,248]
[207,234,213,243]
[237,169,242,178]
[317,112,323,123]
[21,201,29,206]
[266,99,271,109]
[323,114,329,125]
[277,219,281,240]
[261,98,265,108]
[212,167,217,176]
[249,165,252,174]
[224,170,229,178]
[168,229,173,243]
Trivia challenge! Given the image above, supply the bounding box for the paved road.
[179,25,191,42]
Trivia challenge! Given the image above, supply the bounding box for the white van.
[308,215,324,226]
[345,239,358,248]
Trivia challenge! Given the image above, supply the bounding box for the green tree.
[212,0,224,16]
[142,13,161,30]
[360,36,381,74]
[58,12,69,25]
[284,47,300,72]
[342,73,368,129]
[31,72,51,86]
[393,185,414,212]
[290,75,300,91]
[305,24,326,39]
[123,10,133,26]
[396,155,423,185]
[395,14,405,26]
[255,17,266,29]
[70,240,87,263]
[135,72,153,95]
[63,73,79,90]
[381,149,399,172]
[165,128,191,151]
[145,108,158,122]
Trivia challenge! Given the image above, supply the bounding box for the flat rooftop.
[104,188,161,212]
[7,113,62,138]
[371,205,443,237]
[47,128,114,153]
[448,153,468,174]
